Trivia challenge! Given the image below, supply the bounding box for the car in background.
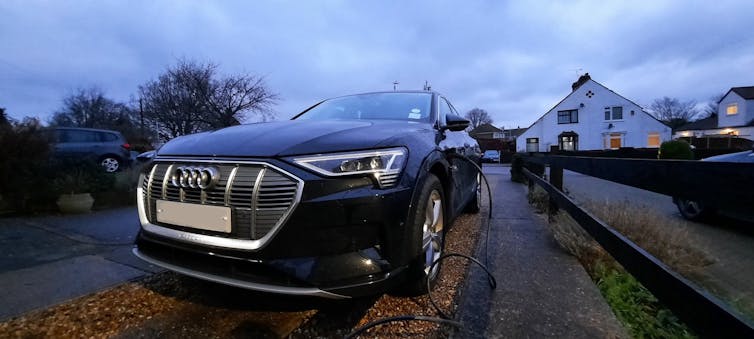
[133,91,481,298]
[674,148,754,222]
[481,150,500,163]
[51,127,131,172]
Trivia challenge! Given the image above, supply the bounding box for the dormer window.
[726,103,738,115]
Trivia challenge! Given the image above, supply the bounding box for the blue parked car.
[50,127,132,172]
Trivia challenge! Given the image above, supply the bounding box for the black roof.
[732,86,754,100]
[675,115,718,131]
[720,86,754,102]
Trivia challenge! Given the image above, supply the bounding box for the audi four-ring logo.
[171,166,220,189]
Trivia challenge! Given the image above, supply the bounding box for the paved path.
[454,165,626,338]
[0,208,161,321]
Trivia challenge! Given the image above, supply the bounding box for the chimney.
[571,72,591,91]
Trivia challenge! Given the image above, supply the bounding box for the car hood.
[157,120,434,157]
[702,150,754,163]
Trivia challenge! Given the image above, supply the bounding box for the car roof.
[52,127,123,134]
[326,90,438,100]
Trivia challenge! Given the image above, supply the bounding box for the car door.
[438,96,477,212]
[446,97,479,206]
[55,129,100,159]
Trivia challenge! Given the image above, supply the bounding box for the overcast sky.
[2,0,753,129]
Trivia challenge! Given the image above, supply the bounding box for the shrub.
[658,140,694,160]
[0,117,52,211]
[542,202,711,338]
[50,158,116,195]
[596,264,696,339]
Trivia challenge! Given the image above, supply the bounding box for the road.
[560,169,754,319]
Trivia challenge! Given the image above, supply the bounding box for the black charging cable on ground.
[344,152,497,339]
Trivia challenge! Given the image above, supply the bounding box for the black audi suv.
[133,91,481,298]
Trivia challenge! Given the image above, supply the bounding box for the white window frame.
[559,135,577,151]
[526,138,539,152]
[726,103,738,115]
[647,132,661,148]
[604,106,624,121]
[557,109,579,124]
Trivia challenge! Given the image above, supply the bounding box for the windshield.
[293,92,433,122]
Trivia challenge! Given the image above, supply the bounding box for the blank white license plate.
[156,200,232,233]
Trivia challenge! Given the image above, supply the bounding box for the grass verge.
[528,185,705,338]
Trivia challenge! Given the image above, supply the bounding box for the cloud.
[0,0,753,129]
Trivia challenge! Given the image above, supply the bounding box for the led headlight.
[292,147,407,188]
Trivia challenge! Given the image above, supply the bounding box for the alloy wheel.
[101,157,120,172]
[422,189,444,280]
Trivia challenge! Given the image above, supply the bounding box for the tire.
[464,173,481,214]
[674,197,712,221]
[100,156,121,173]
[402,174,445,295]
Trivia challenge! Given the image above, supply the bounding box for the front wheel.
[100,156,122,173]
[403,174,445,295]
[674,198,712,221]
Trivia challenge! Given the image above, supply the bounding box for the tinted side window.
[100,132,119,142]
[63,130,100,143]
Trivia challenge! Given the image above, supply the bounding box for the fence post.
[549,165,563,214]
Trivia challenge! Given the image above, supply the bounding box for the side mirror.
[443,114,470,132]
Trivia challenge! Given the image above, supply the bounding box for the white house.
[516,74,671,152]
[674,86,754,143]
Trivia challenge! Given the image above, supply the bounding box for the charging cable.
[344,151,497,338]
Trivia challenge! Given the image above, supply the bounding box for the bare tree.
[649,97,699,130]
[50,87,135,130]
[204,74,278,128]
[0,107,10,127]
[139,59,278,141]
[139,61,212,140]
[464,108,493,130]
[701,93,724,119]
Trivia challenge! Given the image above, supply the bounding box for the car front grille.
[141,160,302,241]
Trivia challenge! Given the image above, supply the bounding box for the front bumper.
[134,159,417,297]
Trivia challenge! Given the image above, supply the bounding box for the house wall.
[718,92,750,127]
[674,126,754,142]
[516,80,671,152]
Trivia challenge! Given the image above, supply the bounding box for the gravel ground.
[292,211,484,338]
[0,212,483,338]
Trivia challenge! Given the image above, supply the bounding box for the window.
[647,132,660,148]
[558,134,578,151]
[605,133,623,149]
[647,132,660,147]
[557,109,578,124]
[59,130,100,143]
[726,103,738,115]
[604,106,623,120]
[100,132,119,142]
[526,138,539,152]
